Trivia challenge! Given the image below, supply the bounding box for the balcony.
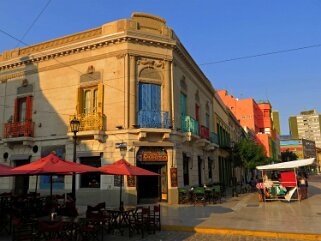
[181,115,199,136]
[138,110,171,128]
[69,112,104,132]
[199,125,209,140]
[4,120,34,138]
[210,132,219,145]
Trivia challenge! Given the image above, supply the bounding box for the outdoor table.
[104,206,136,235]
[35,215,80,241]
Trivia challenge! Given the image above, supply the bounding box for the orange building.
[217,90,280,161]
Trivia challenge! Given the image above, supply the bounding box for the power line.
[14,0,52,48]
[200,44,321,66]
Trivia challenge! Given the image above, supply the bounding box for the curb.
[162,225,321,240]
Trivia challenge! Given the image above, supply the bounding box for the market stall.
[256,158,315,202]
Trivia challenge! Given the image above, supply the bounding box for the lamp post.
[118,142,127,211]
[70,116,80,201]
[230,141,238,197]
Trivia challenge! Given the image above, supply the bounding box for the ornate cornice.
[0,35,175,76]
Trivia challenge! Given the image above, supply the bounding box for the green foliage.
[281,150,298,162]
[233,138,269,169]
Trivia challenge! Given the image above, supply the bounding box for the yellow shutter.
[76,87,83,115]
[97,83,103,114]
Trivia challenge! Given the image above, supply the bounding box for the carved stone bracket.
[138,132,147,140]
[162,132,170,141]
[205,143,217,152]
[182,132,192,143]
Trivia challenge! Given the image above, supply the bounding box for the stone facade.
[0,13,242,205]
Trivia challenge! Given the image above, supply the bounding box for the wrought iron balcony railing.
[210,132,219,145]
[181,115,199,136]
[199,125,210,140]
[4,120,34,138]
[137,110,171,128]
[69,112,104,132]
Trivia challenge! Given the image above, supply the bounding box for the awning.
[256,158,315,170]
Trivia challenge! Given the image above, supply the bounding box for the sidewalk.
[160,175,321,240]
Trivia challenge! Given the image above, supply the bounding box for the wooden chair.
[36,220,66,241]
[149,204,161,233]
[58,201,78,217]
[78,218,101,241]
[128,206,150,238]
[11,216,36,241]
[86,202,105,218]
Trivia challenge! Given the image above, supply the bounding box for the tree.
[281,150,298,162]
[235,138,268,169]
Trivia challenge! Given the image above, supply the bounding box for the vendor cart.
[256,158,315,202]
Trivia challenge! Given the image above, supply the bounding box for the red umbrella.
[12,153,99,174]
[12,153,100,197]
[99,159,160,176]
[0,163,27,176]
[99,159,159,209]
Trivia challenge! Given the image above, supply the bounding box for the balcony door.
[138,83,162,128]
[83,87,98,114]
[14,96,33,122]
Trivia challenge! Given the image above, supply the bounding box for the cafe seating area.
[178,183,225,206]
[0,192,162,241]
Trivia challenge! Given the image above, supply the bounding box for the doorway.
[14,159,30,195]
[137,162,167,204]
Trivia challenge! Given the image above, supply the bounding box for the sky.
[1,0,321,135]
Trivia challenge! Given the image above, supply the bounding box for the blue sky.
[1,1,321,134]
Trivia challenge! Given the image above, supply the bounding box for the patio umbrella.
[0,163,27,176]
[99,159,160,210]
[12,153,100,197]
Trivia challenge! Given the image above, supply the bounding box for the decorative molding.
[87,65,95,74]
[17,28,102,59]
[0,36,174,74]
[137,57,165,69]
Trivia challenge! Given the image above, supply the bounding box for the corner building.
[0,13,228,205]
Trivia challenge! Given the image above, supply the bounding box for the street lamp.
[230,141,238,197]
[117,142,127,210]
[70,116,80,201]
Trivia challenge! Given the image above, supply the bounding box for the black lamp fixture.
[70,116,80,201]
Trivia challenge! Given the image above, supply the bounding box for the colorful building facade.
[217,90,280,161]
[280,138,316,160]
